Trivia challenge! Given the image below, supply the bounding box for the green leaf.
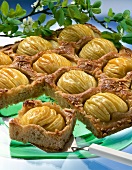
[10,25,19,34]
[101,31,122,48]
[2,24,12,34]
[113,13,123,21]
[14,31,23,36]
[87,0,91,9]
[120,20,128,31]
[64,18,72,26]
[89,9,93,17]
[0,24,5,31]
[101,31,113,40]
[15,4,26,18]
[92,8,101,14]
[92,1,101,8]
[79,13,90,24]
[101,31,121,42]
[117,24,123,33]
[7,17,22,25]
[8,8,16,18]
[108,8,114,17]
[122,33,132,44]
[41,28,52,36]
[33,28,41,36]
[32,21,39,29]
[77,0,87,10]
[104,17,110,23]
[45,19,56,29]
[113,33,122,42]
[55,8,64,26]
[67,6,75,18]
[48,2,54,10]
[114,42,122,49]
[41,0,49,6]
[125,18,132,26]
[38,14,46,24]
[62,0,68,7]
[68,5,81,19]
[126,25,132,33]
[123,10,130,19]
[1,1,9,17]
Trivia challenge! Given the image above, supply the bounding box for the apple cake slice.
[9,100,76,151]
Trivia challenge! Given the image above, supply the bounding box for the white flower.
[31,0,39,8]
[35,6,44,12]
[27,16,34,25]
[20,17,34,32]
[31,0,44,12]
[23,18,27,25]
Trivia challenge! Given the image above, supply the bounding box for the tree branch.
[92,15,117,33]
[19,0,52,21]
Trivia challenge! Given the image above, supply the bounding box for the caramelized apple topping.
[0,68,29,89]
[0,52,12,65]
[58,24,95,42]
[103,57,132,78]
[84,92,128,122]
[20,106,65,132]
[79,38,117,59]
[57,70,97,94]
[17,36,52,56]
[33,53,72,74]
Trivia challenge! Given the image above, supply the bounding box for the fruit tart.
[0,23,132,139]
[43,49,132,138]
[9,100,76,151]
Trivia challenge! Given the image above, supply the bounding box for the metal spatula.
[71,138,132,166]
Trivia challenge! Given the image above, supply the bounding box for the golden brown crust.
[9,100,76,151]
[43,49,132,138]
[0,24,132,139]
[54,84,132,138]
[0,76,46,108]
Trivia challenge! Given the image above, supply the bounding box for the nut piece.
[0,68,29,89]
[58,24,95,42]
[57,70,97,94]
[17,36,52,56]
[33,53,72,74]
[79,38,117,59]
[103,57,132,78]
[0,52,12,65]
[84,92,128,122]
[20,106,65,132]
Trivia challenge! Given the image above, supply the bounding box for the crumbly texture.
[1,24,132,139]
[9,100,76,151]
[44,51,132,138]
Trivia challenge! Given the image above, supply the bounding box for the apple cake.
[9,100,76,151]
[0,23,131,143]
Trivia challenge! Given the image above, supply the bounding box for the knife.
[71,139,132,166]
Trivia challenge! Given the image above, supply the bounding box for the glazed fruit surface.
[84,92,128,122]
[20,106,65,132]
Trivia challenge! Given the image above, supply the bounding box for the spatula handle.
[89,144,132,166]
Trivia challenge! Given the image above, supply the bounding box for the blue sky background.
[0,0,131,16]
[0,0,131,28]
